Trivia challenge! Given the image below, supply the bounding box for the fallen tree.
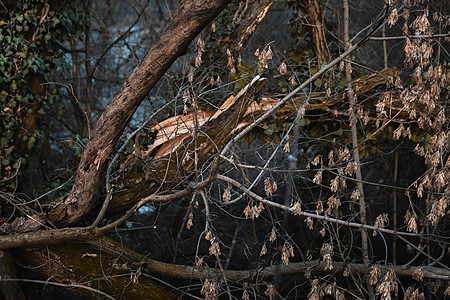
[1,0,448,299]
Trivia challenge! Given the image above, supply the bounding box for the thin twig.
[0,278,115,300]
[215,174,422,239]
[342,0,372,295]
[199,190,232,300]
[368,33,450,40]
[397,235,450,271]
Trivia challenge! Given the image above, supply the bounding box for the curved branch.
[215,174,424,239]
[0,279,115,300]
[47,0,232,227]
[93,237,450,281]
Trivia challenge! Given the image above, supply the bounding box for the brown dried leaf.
[269,227,277,242]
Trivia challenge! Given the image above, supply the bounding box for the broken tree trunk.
[109,76,269,214]
[12,235,450,300]
[6,77,267,299]
[46,0,232,227]
[3,67,446,298]
[104,68,413,216]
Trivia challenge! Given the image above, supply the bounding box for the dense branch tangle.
[2,65,448,297]
[1,0,449,299]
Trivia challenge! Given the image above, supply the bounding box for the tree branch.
[46,0,232,227]
[88,237,450,281]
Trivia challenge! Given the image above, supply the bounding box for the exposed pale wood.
[110,76,269,214]
[46,0,233,226]
[107,68,412,215]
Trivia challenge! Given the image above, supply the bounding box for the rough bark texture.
[46,0,232,227]
[13,236,450,298]
[110,76,269,214]
[300,0,329,63]
[15,243,177,300]
[231,0,275,54]
[0,77,269,248]
[104,69,403,216]
[0,251,26,300]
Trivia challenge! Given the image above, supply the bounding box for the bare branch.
[47,0,232,226]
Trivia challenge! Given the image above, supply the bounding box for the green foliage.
[67,134,88,157]
[230,63,257,89]
[0,0,79,190]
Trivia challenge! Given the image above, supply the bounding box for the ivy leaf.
[314,79,323,88]
[28,136,36,150]
[52,17,60,26]
[1,158,10,166]
[299,118,310,127]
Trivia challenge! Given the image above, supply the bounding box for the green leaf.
[230,73,239,81]
[52,17,60,26]
[28,136,36,150]
[314,79,322,88]
[5,146,14,155]
[299,118,310,126]
[1,158,10,166]
[264,128,274,136]
[237,64,246,72]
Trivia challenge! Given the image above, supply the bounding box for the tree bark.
[99,68,434,217]
[13,236,450,299]
[46,0,232,227]
[231,0,275,55]
[15,243,177,300]
[300,0,329,63]
[0,250,26,300]
[109,76,269,214]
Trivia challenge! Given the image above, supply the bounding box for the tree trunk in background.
[231,0,275,54]
[300,0,329,64]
